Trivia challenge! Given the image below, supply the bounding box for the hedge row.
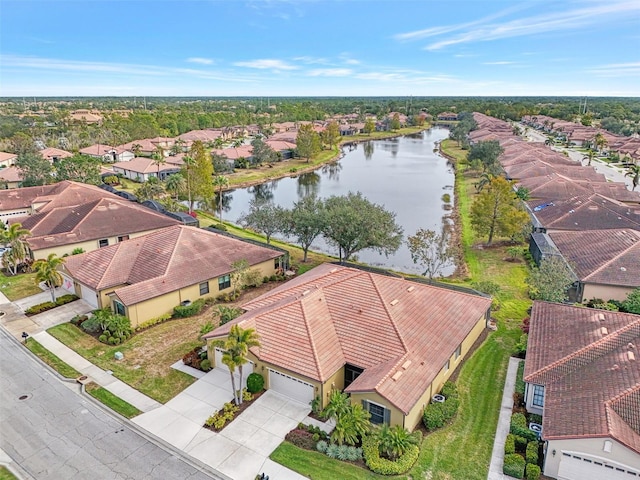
[25,294,79,315]
[526,463,541,480]
[361,435,420,475]
[173,298,206,318]
[526,441,539,464]
[503,453,526,479]
[423,382,460,431]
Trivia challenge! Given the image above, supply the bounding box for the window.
[199,282,209,295]
[532,385,544,407]
[454,344,462,360]
[113,300,125,316]
[444,360,450,373]
[344,364,364,388]
[218,274,231,290]
[362,400,390,425]
[117,235,129,242]
[98,238,109,248]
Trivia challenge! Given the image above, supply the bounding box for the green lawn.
[86,383,141,419]
[0,272,41,300]
[25,338,82,378]
[270,443,396,480]
[0,466,17,480]
[273,138,530,480]
[48,321,199,403]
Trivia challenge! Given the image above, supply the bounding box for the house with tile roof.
[0,180,179,259]
[112,156,183,182]
[203,263,492,430]
[80,144,134,163]
[524,302,640,479]
[60,225,286,326]
[39,147,73,163]
[0,166,23,190]
[0,152,18,167]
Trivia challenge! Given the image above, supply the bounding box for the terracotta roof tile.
[524,302,640,452]
[204,264,491,414]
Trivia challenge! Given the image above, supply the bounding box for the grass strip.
[25,338,81,378]
[85,383,141,419]
[0,466,17,480]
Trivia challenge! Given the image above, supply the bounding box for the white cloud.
[186,57,214,65]
[233,59,298,70]
[339,53,360,65]
[306,68,352,77]
[587,62,640,77]
[293,56,329,65]
[483,61,517,65]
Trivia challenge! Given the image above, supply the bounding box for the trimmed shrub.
[246,373,264,393]
[511,412,527,429]
[529,414,542,425]
[440,381,458,399]
[25,301,57,315]
[55,294,78,306]
[423,403,446,430]
[98,334,107,343]
[326,443,340,459]
[285,428,316,450]
[200,359,211,371]
[362,435,419,475]
[504,434,516,455]
[423,382,459,431]
[526,442,539,465]
[503,453,526,479]
[316,440,328,453]
[514,436,528,453]
[526,463,541,480]
[511,425,538,442]
[346,446,363,461]
[173,298,206,318]
[242,389,253,402]
[135,313,171,331]
[217,305,243,325]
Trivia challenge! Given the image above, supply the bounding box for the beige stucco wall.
[320,368,345,408]
[31,229,164,260]
[544,437,640,478]
[349,391,405,428]
[582,283,635,303]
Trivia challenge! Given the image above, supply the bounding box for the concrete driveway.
[133,368,309,480]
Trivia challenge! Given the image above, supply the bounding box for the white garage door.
[558,452,640,480]
[79,283,98,308]
[268,369,314,404]
[214,348,253,388]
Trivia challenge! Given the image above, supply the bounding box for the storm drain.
[18,393,32,400]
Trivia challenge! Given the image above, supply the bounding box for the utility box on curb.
[114,351,124,361]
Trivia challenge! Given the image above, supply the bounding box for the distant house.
[0,166,23,189]
[0,181,178,259]
[524,302,640,480]
[204,263,492,430]
[0,152,18,167]
[69,109,103,124]
[60,225,285,327]
[437,112,458,121]
[80,144,134,163]
[39,147,73,163]
[112,157,182,182]
[265,140,296,159]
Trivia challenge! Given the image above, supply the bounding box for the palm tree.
[152,148,166,179]
[223,325,260,405]
[475,172,497,193]
[331,404,371,446]
[212,175,229,222]
[182,155,194,214]
[33,253,64,303]
[165,173,185,200]
[625,164,640,191]
[322,390,350,421]
[131,143,142,156]
[2,223,31,275]
[376,425,419,461]
[593,132,607,153]
[583,149,597,166]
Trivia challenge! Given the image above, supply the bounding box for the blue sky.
[1,0,639,96]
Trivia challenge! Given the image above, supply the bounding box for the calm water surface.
[219,127,455,275]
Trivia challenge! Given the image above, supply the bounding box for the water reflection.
[321,162,342,181]
[249,182,277,203]
[297,172,321,198]
[363,141,374,160]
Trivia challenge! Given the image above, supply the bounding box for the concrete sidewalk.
[488,357,522,480]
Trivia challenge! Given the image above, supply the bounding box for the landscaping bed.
[203,390,265,432]
[25,294,79,315]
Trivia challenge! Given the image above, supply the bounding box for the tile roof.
[527,194,640,232]
[0,166,23,183]
[524,302,640,453]
[79,144,115,156]
[63,225,282,306]
[40,147,73,161]
[0,180,96,211]
[112,157,181,174]
[0,152,18,163]
[204,263,491,414]
[548,229,640,287]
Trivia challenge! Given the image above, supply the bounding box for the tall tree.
[296,123,321,163]
[406,227,453,280]
[238,198,285,244]
[1,223,31,275]
[55,154,101,184]
[582,149,597,166]
[526,256,575,302]
[364,118,376,135]
[212,175,229,222]
[225,325,260,405]
[323,121,340,149]
[390,113,401,131]
[470,176,530,245]
[15,152,53,187]
[593,132,608,152]
[134,176,165,202]
[165,173,185,200]
[323,192,403,263]
[181,155,195,213]
[188,141,214,211]
[151,148,166,179]
[625,164,640,191]
[467,140,504,175]
[250,137,277,166]
[33,253,64,303]
[285,195,326,262]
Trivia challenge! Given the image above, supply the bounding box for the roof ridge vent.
[402,360,412,370]
[601,326,609,335]
[628,351,636,361]
[302,289,311,296]
[392,371,403,381]
[407,286,415,292]
[390,299,399,306]
[598,313,605,321]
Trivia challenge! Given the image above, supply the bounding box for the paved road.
[0,329,225,480]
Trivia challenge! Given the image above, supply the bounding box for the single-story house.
[524,301,640,480]
[0,152,18,167]
[203,263,492,430]
[112,157,182,182]
[80,144,135,163]
[437,112,458,121]
[39,147,73,163]
[0,167,23,190]
[2,180,179,259]
[60,225,286,327]
[69,109,103,124]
